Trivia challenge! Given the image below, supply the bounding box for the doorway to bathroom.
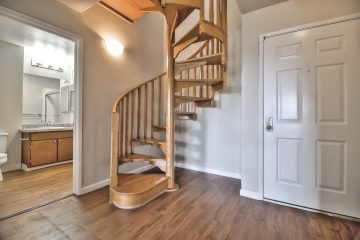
[0,7,82,220]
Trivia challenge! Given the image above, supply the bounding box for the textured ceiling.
[0,14,74,55]
[236,0,289,14]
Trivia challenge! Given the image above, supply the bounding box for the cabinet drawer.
[30,131,73,141]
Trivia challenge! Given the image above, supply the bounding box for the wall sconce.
[104,39,124,57]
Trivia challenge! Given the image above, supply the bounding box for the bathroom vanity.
[19,128,73,169]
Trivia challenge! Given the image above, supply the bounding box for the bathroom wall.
[22,74,61,125]
[0,40,24,171]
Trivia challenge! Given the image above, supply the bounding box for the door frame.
[0,6,84,195]
[258,13,360,201]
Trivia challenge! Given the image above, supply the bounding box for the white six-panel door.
[264,19,360,218]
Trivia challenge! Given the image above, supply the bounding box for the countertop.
[19,127,74,133]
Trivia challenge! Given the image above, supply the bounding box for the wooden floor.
[0,163,72,219]
[0,168,359,240]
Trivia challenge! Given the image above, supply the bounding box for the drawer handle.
[20,137,29,141]
[54,140,57,143]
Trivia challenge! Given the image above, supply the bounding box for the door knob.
[265,117,273,132]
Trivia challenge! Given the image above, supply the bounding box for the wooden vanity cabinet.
[22,131,73,168]
[58,138,73,162]
[30,139,58,167]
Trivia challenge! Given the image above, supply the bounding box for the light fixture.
[104,39,124,57]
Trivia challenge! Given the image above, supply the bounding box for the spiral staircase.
[107,0,228,209]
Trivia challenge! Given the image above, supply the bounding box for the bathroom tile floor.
[0,163,72,219]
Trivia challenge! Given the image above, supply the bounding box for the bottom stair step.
[114,174,168,194]
[110,174,169,209]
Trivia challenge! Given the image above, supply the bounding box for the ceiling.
[236,0,289,14]
[0,14,74,55]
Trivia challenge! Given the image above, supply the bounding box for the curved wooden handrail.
[112,72,166,112]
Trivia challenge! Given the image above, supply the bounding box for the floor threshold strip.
[0,193,74,222]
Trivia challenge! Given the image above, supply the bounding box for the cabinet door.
[30,140,58,167]
[58,138,73,162]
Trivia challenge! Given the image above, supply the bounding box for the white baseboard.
[176,162,241,179]
[81,178,109,195]
[21,160,73,171]
[240,189,262,200]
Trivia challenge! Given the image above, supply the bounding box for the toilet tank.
[0,133,8,153]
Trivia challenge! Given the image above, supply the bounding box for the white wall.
[175,0,242,179]
[0,40,23,171]
[0,0,165,188]
[241,0,360,196]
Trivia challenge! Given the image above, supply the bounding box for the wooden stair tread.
[176,96,212,101]
[176,7,196,28]
[176,53,224,65]
[175,54,225,75]
[176,111,197,115]
[132,138,166,145]
[175,79,223,90]
[152,125,166,132]
[165,0,202,9]
[114,174,168,195]
[119,153,165,162]
[174,20,225,57]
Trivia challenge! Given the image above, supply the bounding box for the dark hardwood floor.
[0,168,359,240]
[0,163,72,219]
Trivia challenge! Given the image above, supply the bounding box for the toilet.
[0,133,8,181]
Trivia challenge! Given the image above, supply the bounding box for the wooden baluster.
[200,0,205,21]
[186,88,190,112]
[151,81,154,139]
[158,78,162,126]
[130,92,134,154]
[217,39,221,79]
[209,0,214,24]
[137,87,141,139]
[222,0,228,61]
[144,83,148,139]
[217,0,221,27]
[206,41,210,79]
[211,39,215,79]
[200,50,203,79]
[119,100,124,158]
[125,96,129,155]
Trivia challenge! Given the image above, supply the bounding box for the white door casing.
[263,19,360,218]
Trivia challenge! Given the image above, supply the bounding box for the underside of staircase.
[108,0,228,209]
